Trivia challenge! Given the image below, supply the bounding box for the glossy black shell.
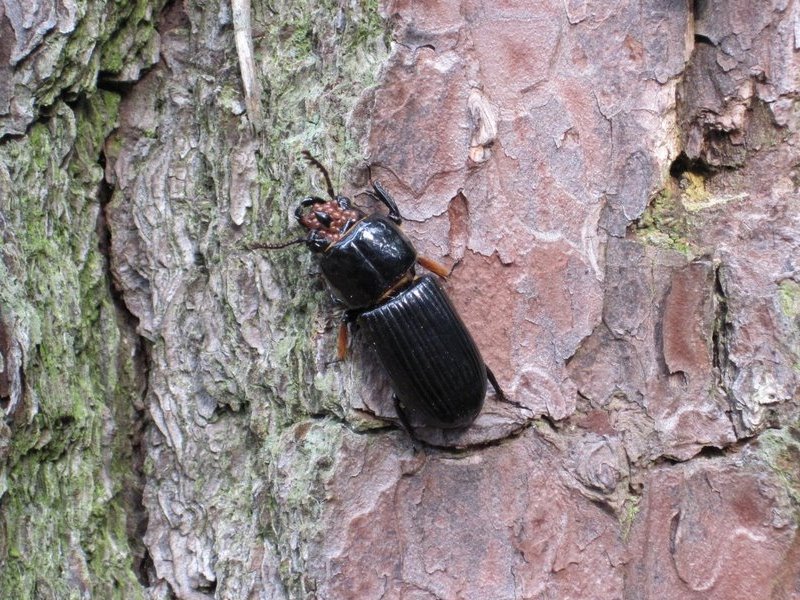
[320,215,417,309]
[358,275,487,428]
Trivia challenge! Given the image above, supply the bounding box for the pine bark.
[1,0,798,598]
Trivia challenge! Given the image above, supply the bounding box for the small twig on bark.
[231,0,263,133]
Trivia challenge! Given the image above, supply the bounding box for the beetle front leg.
[305,230,330,253]
[369,181,402,224]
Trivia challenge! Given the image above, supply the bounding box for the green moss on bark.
[264,420,345,597]
[633,187,696,256]
[0,0,165,588]
[778,280,800,319]
[26,0,163,112]
[252,0,389,212]
[237,0,390,431]
[758,424,800,511]
[235,1,391,595]
[0,92,146,599]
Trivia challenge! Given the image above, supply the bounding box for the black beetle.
[254,152,506,433]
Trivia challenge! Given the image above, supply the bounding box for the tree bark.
[1,2,163,598]
[1,0,799,599]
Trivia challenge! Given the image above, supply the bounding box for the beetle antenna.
[302,150,336,200]
[248,237,307,250]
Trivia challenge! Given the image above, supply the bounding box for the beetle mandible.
[254,152,507,434]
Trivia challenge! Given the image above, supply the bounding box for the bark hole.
[669,152,712,179]
[693,33,714,46]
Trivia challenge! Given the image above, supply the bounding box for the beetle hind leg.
[486,366,525,409]
[486,366,506,401]
[393,395,423,450]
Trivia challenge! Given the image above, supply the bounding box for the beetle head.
[249,151,365,253]
[294,151,365,251]
[295,197,364,251]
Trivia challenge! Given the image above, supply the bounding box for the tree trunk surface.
[1,0,799,598]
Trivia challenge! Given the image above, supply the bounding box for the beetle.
[253,152,506,433]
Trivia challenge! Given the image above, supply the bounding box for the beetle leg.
[335,310,360,360]
[486,366,525,409]
[305,230,330,253]
[336,321,349,360]
[393,395,422,451]
[486,366,507,401]
[298,195,328,207]
[370,181,403,224]
[416,255,451,279]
